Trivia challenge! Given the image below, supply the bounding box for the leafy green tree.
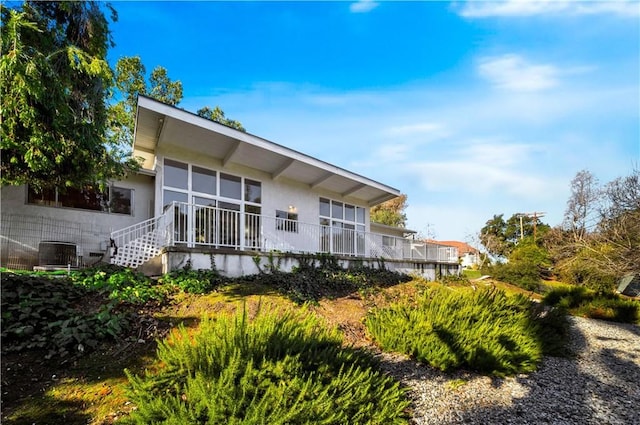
[197,106,246,132]
[480,213,549,258]
[1,1,135,191]
[148,66,183,106]
[109,56,183,148]
[370,194,408,228]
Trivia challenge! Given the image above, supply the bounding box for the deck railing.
[158,202,458,263]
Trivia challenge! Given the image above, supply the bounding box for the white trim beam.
[271,158,295,180]
[222,140,242,167]
[310,172,334,189]
[342,183,366,198]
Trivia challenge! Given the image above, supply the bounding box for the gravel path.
[376,317,640,425]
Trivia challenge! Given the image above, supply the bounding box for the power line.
[516,211,546,240]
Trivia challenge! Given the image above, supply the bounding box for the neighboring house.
[427,240,480,269]
[1,95,459,278]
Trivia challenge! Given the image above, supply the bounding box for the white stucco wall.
[153,147,371,229]
[1,174,154,268]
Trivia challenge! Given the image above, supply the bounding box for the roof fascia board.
[368,193,398,206]
[136,95,400,197]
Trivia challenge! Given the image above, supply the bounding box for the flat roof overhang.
[134,95,400,206]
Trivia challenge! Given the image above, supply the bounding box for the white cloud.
[183,67,636,240]
[457,0,640,18]
[385,122,444,136]
[405,156,547,196]
[477,54,559,91]
[350,0,379,14]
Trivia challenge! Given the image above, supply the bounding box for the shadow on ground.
[376,318,640,425]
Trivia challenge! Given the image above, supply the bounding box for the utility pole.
[516,212,546,241]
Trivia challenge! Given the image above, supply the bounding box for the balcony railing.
[158,202,458,263]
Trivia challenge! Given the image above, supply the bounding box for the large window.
[162,159,262,248]
[319,198,365,255]
[276,210,298,233]
[27,185,133,215]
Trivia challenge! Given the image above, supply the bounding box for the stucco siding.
[0,174,155,269]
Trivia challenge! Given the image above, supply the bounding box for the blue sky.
[108,0,639,242]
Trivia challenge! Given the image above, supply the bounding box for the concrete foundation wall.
[159,249,460,279]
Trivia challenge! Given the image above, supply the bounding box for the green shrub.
[123,305,409,424]
[1,273,128,358]
[244,256,411,304]
[70,264,170,304]
[485,239,552,292]
[365,287,564,376]
[489,261,542,291]
[159,268,227,294]
[544,287,639,324]
[555,252,618,294]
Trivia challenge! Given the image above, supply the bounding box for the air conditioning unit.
[38,241,77,267]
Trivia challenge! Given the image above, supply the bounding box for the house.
[1,95,459,278]
[427,240,480,269]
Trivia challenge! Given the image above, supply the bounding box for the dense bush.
[70,264,170,304]
[1,273,128,358]
[123,305,409,424]
[543,286,639,324]
[488,261,542,291]
[159,267,228,294]
[245,254,411,304]
[365,287,568,376]
[483,238,551,292]
[554,250,618,294]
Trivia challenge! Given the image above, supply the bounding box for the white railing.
[155,202,458,264]
[110,214,172,267]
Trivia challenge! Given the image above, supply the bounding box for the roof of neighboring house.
[426,240,479,255]
[370,222,417,236]
[134,95,400,206]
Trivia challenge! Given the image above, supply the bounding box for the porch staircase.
[110,215,168,268]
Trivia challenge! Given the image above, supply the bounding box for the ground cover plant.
[123,305,410,424]
[3,264,602,425]
[69,264,171,304]
[158,264,228,294]
[365,286,568,376]
[543,286,639,324]
[244,254,412,304]
[1,272,129,359]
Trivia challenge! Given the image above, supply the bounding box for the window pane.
[276,210,297,232]
[319,198,330,217]
[27,186,56,206]
[111,187,132,215]
[220,173,242,199]
[193,196,216,208]
[59,187,105,211]
[246,205,261,215]
[164,159,188,189]
[345,204,355,222]
[356,207,365,224]
[245,179,261,203]
[192,166,216,195]
[332,201,343,219]
[219,201,240,211]
[163,190,187,210]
